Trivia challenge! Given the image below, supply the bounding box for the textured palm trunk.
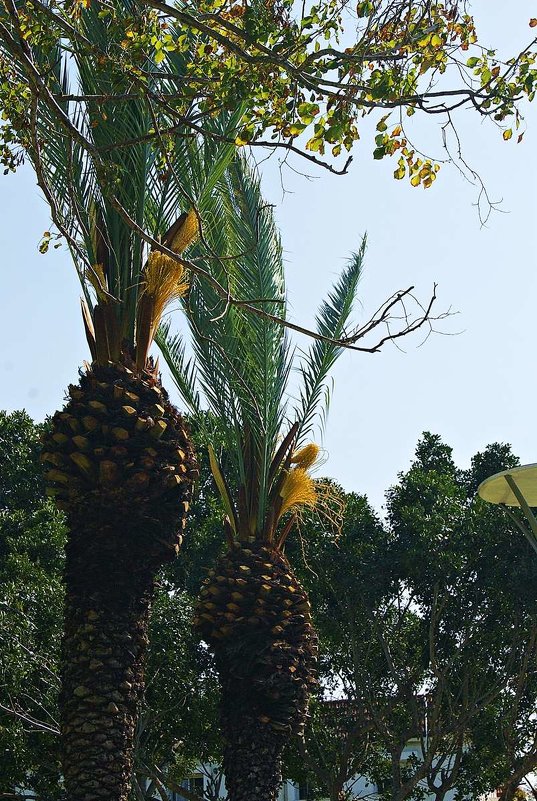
[60,528,156,800]
[221,715,285,801]
[42,362,196,801]
[195,543,318,801]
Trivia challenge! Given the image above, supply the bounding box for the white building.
[172,740,460,801]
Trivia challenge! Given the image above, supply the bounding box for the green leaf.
[290,122,308,136]
[208,444,238,533]
[294,240,365,444]
[298,101,320,124]
[376,114,390,132]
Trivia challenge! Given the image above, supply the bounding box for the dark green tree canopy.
[0,411,65,798]
[286,433,537,801]
[2,415,536,801]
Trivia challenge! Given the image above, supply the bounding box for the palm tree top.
[158,156,365,548]
[11,2,241,371]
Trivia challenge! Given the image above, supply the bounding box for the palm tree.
[157,156,365,801]
[14,5,241,798]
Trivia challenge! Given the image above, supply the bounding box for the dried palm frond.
[86,263,109,302]
[135,252,189,368]
[80,297,97,361]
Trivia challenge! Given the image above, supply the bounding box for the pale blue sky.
[1,2,536,512]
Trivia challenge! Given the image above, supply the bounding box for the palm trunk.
[60,529,155,800]
[222,715,285,801]
[195,543,318,801]
[42,363,196,800]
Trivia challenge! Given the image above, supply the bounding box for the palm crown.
[16,1,241,369]
[158,155,365,549]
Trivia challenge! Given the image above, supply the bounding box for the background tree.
[453,445,537,801]
[285,434,537,801]
[0,411,64,799]
[2,414,537,801]
[381,435,537,801]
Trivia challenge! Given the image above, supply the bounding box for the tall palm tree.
[11,5,241,798]
[157,156,365,801]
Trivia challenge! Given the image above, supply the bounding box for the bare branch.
[0,702,60,736]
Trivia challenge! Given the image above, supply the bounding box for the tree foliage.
[2,415,536,801]
[285,433,537,801]
[0,411,65,798]
[0,0,536,190]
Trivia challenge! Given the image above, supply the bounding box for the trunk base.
[223,717,286,801]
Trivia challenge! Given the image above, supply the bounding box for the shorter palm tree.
[157,156,365,801]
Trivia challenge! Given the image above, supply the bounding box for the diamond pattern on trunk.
[194,543,318,734]
[41,362,197,560]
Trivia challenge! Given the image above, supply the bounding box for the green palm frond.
[160,155,293,532]
[155,320,201,418]
[10,2,244,364]
[294,239,366,445]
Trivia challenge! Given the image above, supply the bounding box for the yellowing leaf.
[376,114,390,132]
[289,122,307,136]
[306,137,323,153]
[297,101,319,124]
[503,128,513,140]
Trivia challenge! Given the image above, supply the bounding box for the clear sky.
[1,1,536,514]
